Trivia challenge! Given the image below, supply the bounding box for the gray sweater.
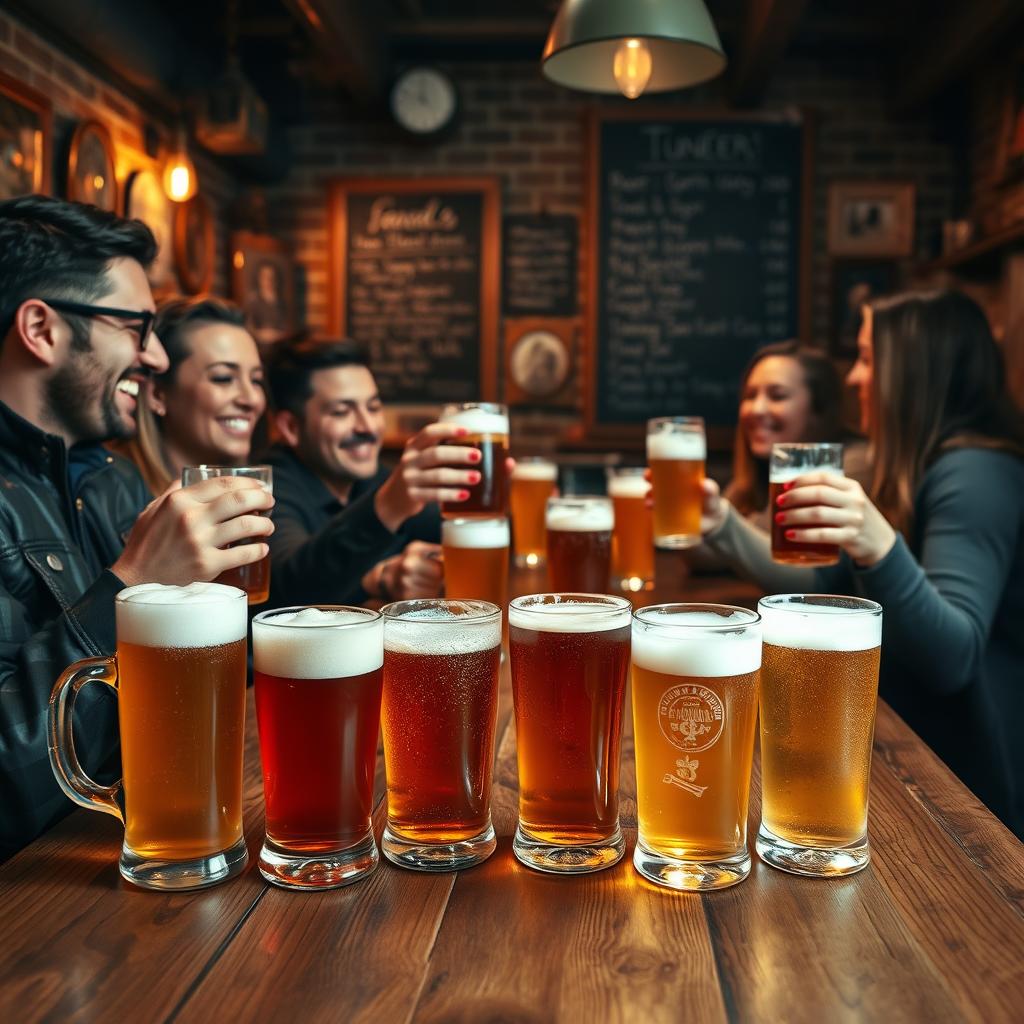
[706,447,1024,837]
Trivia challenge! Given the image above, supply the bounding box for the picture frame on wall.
[827,182,915,258]
[0,70,52,200]
[830,260,898,358]
[124,168,176,293]
[174,194,215,295]
[504,317,577,409]
[230,231,296,347]
[67,120,118,212]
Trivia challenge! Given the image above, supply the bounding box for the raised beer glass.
[756,594,883,876]
[381,599,502,870]
[647,417,706,549]
[606,466,654,592]
[181,464,273,603]
[48,583,249,890]
[631,604,761,890]
[510,457,557,568]
[769,443,844,565]
[252,606,384,889]
[509,593,631,873]
[545,495,613,593]
[439,402,509,517]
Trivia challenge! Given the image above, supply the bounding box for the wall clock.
[390,67,458,139]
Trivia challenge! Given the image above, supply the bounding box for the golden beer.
[607,468,654,591]
[439,403,510,518]
[756,594,882,876]
[631,605,761,890]
[769,444,844,566]
[442,517,510,610]
[545,496,613,593]
[510,458,557,567]
[647,417,705,549]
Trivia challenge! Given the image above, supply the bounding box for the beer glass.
[439,402,509,518]
[770,443,844,565]
[381,599,502,870]
[181,464,273,603]
[509,593,631,873]
[48,583,248,890]
[756,594,883,876]
[510,457,557,568]
[631,604,761,890]
[545,496,613,593]
[442,518,510,644]
[252,606,384,889]
[647,417,705,549]
[606,466,654,592]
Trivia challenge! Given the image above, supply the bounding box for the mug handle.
[48,656,124,822]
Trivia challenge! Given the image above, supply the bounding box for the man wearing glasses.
[0,195,274,858]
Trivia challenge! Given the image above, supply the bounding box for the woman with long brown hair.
[698,289,1024,836]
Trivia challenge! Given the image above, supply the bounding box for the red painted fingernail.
[458,490,470,500]
[455,427,468,436]
[774,512,785,524]
[783,480,794,491]
[468,471,481,484]
[785,530,796,540]
[775,495,785,507]
[468,450,481,463]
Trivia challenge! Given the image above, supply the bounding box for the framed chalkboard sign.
[585,109,813,440]
[329,177,500,410]
[503,213,578,317]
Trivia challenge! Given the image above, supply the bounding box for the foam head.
[442,517,510,549]
[440,404,509,437]
[632,609,761,676]
[512,461,558,482]
[770,465,844,484]
[646,431,706,461]
[508,595,632,634]
[116,582,247,649]
[607,474,651,499]
[253,606,383,679]
[759,596,882,652]
[384,602,501,655]
[546,498,614,532]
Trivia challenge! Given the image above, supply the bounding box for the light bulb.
[162,131,198,202]
[613,38,653,100]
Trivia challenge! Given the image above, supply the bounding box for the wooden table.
[3,555,1023,1023]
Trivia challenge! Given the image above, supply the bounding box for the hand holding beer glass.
[439,402,510,517]
[545,496,613,593]
[607,466,654,592]
[647,417,706,549]
[769,444,843,565]
[510,457,557,568]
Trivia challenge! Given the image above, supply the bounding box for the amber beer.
[442,517,510,613]
[48,583,249,890]
[509,594,632,873]
[381,599,502,870]
[545,496,613,593]
[769,443,844,566]
[510,458,557,568]
[439,402,510,518]
[252,606,384,889]
[647,417,706,549]
[756,594,883,876]
[631,605,761,890]
[607,467,654,592]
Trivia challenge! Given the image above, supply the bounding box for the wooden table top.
[2,554,1023,1023]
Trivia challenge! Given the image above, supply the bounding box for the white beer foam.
[512,461,557,482]
[546,501,614,532]
[508,599,631,634]
[253,608,383,679]
[633,612,761,676]
[647,432,706,461]
[442,517,510,549]
[116,582,246,649]
[441,407,509,436]
[760,600,881,652]
[385,607,501,656]
[770,465,845,484]
[607,475,651,499]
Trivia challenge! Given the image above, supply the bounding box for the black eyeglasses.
[42,299,156,351]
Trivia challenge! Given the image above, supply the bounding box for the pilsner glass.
[252,606,384,890]
[545,496,613,593]
[510,457,558,568]
[439,402,509,518]
[756,594,883,876]
[442,517,510,648]
[631,604,761,890]
[769,443,844,565]
[509,593,631,873]
[48,583,248,890]
[647,417,706,549]
[606,467,654,592]
[182,464,273,603]
[381,599,502,870]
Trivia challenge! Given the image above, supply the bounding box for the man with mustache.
[266,338,483,606]
[0,195,274,858]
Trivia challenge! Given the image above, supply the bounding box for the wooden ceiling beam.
[730,0,811,107]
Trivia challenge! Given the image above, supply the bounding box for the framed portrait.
[504,318,577,409]
[67,120,117,212]
[174,194,215,295]
[827,182,915,258]
[230,231,296,347]
[830,260,898,358]
[125,168,176,292]
[0,70,52,199]
[996,54,1024,185]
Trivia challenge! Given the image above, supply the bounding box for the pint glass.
[48,583,248,890]
[509,594,631,873]
[510,457,557,568]
[381,599,502,870]
[252,606,384,889]
[439,402,509,517]
[607,467,654,592]
[442,517,510,610]
[647,417,705,549]
[182,464,273,603]
[756,594,883,876]
[631,604,761,890]
[545,496,613,593]
[770,444,844,565]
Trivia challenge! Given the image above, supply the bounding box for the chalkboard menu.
[329,177,500,405]
[587,110,810,431]
[503,214,578,317]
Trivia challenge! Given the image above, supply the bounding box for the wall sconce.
[163,124,198,202]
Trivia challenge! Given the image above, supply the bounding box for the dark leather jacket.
[0,400,149,859]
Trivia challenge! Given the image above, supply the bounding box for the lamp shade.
[542,0,727,94]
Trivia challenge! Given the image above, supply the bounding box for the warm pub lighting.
[613,38,653,99]
[162,128,198,202]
